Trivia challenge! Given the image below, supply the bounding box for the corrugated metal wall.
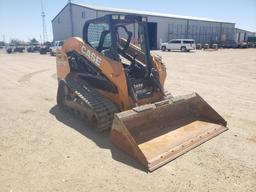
[52,4,236,49]
[146,16,235,48]
[52,5,73,41]
[234,28,255,43]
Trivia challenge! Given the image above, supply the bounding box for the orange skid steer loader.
[56,14,228,171]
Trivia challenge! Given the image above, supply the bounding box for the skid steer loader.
[56,14,228,171]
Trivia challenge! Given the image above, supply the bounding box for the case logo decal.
[81,45,102,67]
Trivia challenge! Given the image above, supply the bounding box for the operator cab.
[83,14,162,100]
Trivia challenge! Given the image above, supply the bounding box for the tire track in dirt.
[51,73,57,80]
[18,69,50,83]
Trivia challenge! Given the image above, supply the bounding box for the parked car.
[247,36,256,48]
[14,46,25,53]
[39,42,52,55]
[161,39,196,52]
[219,40,238,48]
[50,41,64,56]
[6,47,13,54]
[238,41,248,48]
[6,46,25,53]
[27,45,41,53]
[39,46,51,54]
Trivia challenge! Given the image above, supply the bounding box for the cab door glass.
[116,25,131,51]
[87,23,111,49]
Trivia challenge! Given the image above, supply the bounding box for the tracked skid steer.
[56,14,228,171]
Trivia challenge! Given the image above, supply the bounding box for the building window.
[82,11,85,19]
[57,18,60,24]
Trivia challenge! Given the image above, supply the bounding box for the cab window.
[183,40,194,44]
[87,23,111,49]
[170,40,181,44]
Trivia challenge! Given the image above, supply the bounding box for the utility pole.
[41,0,48,43]
[2,34,5,44]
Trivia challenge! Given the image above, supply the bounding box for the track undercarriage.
[57,73,118,132]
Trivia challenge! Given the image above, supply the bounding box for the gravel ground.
[0,49,255,192]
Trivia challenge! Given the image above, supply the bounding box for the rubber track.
[65,74,119,132]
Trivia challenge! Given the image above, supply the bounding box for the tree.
[0,41,5,46]
[9,39,21,46]
[29,38,39,45]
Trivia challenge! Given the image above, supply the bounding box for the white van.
[161,39,196,52]
[50,41,64,56]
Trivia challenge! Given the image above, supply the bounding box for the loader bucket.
[111,93,228,171]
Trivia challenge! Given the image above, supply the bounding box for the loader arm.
[57,37,131,110]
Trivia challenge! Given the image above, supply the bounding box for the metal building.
[52,2,236,49]
[234,28,255,43]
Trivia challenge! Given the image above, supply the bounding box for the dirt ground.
[0,49,255,192]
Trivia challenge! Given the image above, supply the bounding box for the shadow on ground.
[49,105,145,172]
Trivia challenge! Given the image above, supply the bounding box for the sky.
[0,0,255,42]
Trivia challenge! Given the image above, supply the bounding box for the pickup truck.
[50,41,64,56]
